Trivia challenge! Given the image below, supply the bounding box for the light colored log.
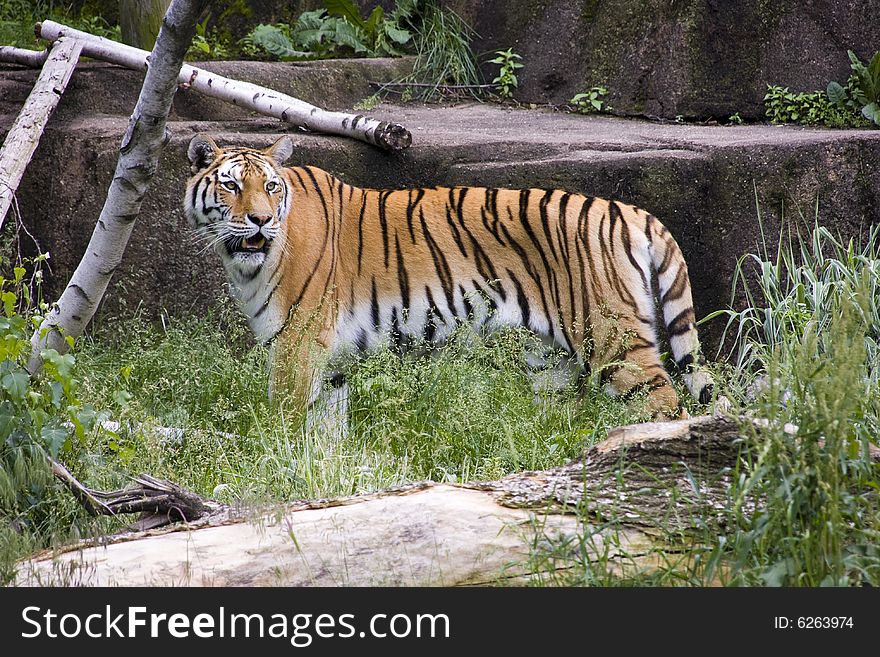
[35,20,412,151]
[15,415,743,586]
[0,46,49,68]
[0,38,81,232]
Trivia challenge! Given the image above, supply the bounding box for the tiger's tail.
[647,216,714,405]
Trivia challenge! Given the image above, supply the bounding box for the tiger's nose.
[247,214,272,227]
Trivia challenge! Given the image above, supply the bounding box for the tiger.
[184,133,714,429]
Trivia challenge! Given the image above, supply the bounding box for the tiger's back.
[185,134,713,421]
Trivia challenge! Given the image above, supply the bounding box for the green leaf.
[384,24,412,45]
[869,50,880,97]
[1,291,15,316]
[324,0,366,30]
[2,370,29,400]
[365,6,384,34]
[249,24,312,59]
[41,425,67,458]
[826,81,848,106]
[333,20,369,53]
[862,102,880,126]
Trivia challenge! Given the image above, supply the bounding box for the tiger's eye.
[266,181,279,193]
[222,181,238,192]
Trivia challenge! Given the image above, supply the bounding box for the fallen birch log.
[31,20,411,151]
[16,415,749,587]
[0,38,81,231]
[0,45,49,68]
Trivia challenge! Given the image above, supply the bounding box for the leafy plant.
[243,0,413,61]
[826,49,880,126]
[400,0,482,100]
[570,86,610,114]
[187,17,232,60]
[728,111,744,125]
[763,84,862,127]
[711,215,880,585]
[0,256,107,581]
[489,48,523,99]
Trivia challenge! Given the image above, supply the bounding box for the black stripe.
[395,232,410,312]
[620,374,671,402]
[371,277,380,329]
[378,190,391,269]
[538,190,559,261]
[356,192,368,276]
[676,353,695,371]
[445,188,468,257]
[619,213,649,293]
[661,266,689,305]
[355,328,368,352]
[471,279,498,313]
[666,307,695,336]
[406,189,424,243]
[507,269,531,330]
[419,207,456,316]
[481,189,506,246]
[302,166,328,215]
[459,284,474,318]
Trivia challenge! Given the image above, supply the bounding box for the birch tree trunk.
[16,415,749,586]
[27,0,209,373]
[0,38,82,232]
[34,20,412,151]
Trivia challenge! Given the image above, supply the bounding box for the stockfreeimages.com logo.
[21,606,450,646]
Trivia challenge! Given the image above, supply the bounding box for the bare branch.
[32,20,412,151]
[0,39,81,232]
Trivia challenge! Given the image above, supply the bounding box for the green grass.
[0,1,121,50]
[71,309,655,505]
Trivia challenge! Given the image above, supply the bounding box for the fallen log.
[28,20,411,151]
[0,38,81,231]
[15,415,749,587]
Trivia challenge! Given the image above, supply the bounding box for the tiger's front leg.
[268,316,350,440]
[304,374,350,440]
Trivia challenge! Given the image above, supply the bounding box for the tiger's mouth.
[227,234,271,256]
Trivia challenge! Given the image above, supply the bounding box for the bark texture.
[16,415,748,587]
[0,38,81,231]
[27,1,208,372]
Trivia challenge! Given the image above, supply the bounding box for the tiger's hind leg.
[591,314,683,420]
[603,350,683,420]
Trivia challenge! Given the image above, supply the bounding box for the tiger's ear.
[263,136,293,165]
[187,134,220,172]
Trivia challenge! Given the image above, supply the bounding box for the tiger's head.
[184,134,294,275]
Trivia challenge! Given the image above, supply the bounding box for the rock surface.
[448,0,878,119]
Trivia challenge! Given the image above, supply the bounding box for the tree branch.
[30,20,412,151]
[0,39,81,232]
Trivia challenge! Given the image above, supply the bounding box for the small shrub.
[489,48,523,99]
[243,0,414,61]
[826,49,880,126]
[763,84,861,127]
[0,257,106,583]
[570,86,610,114]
